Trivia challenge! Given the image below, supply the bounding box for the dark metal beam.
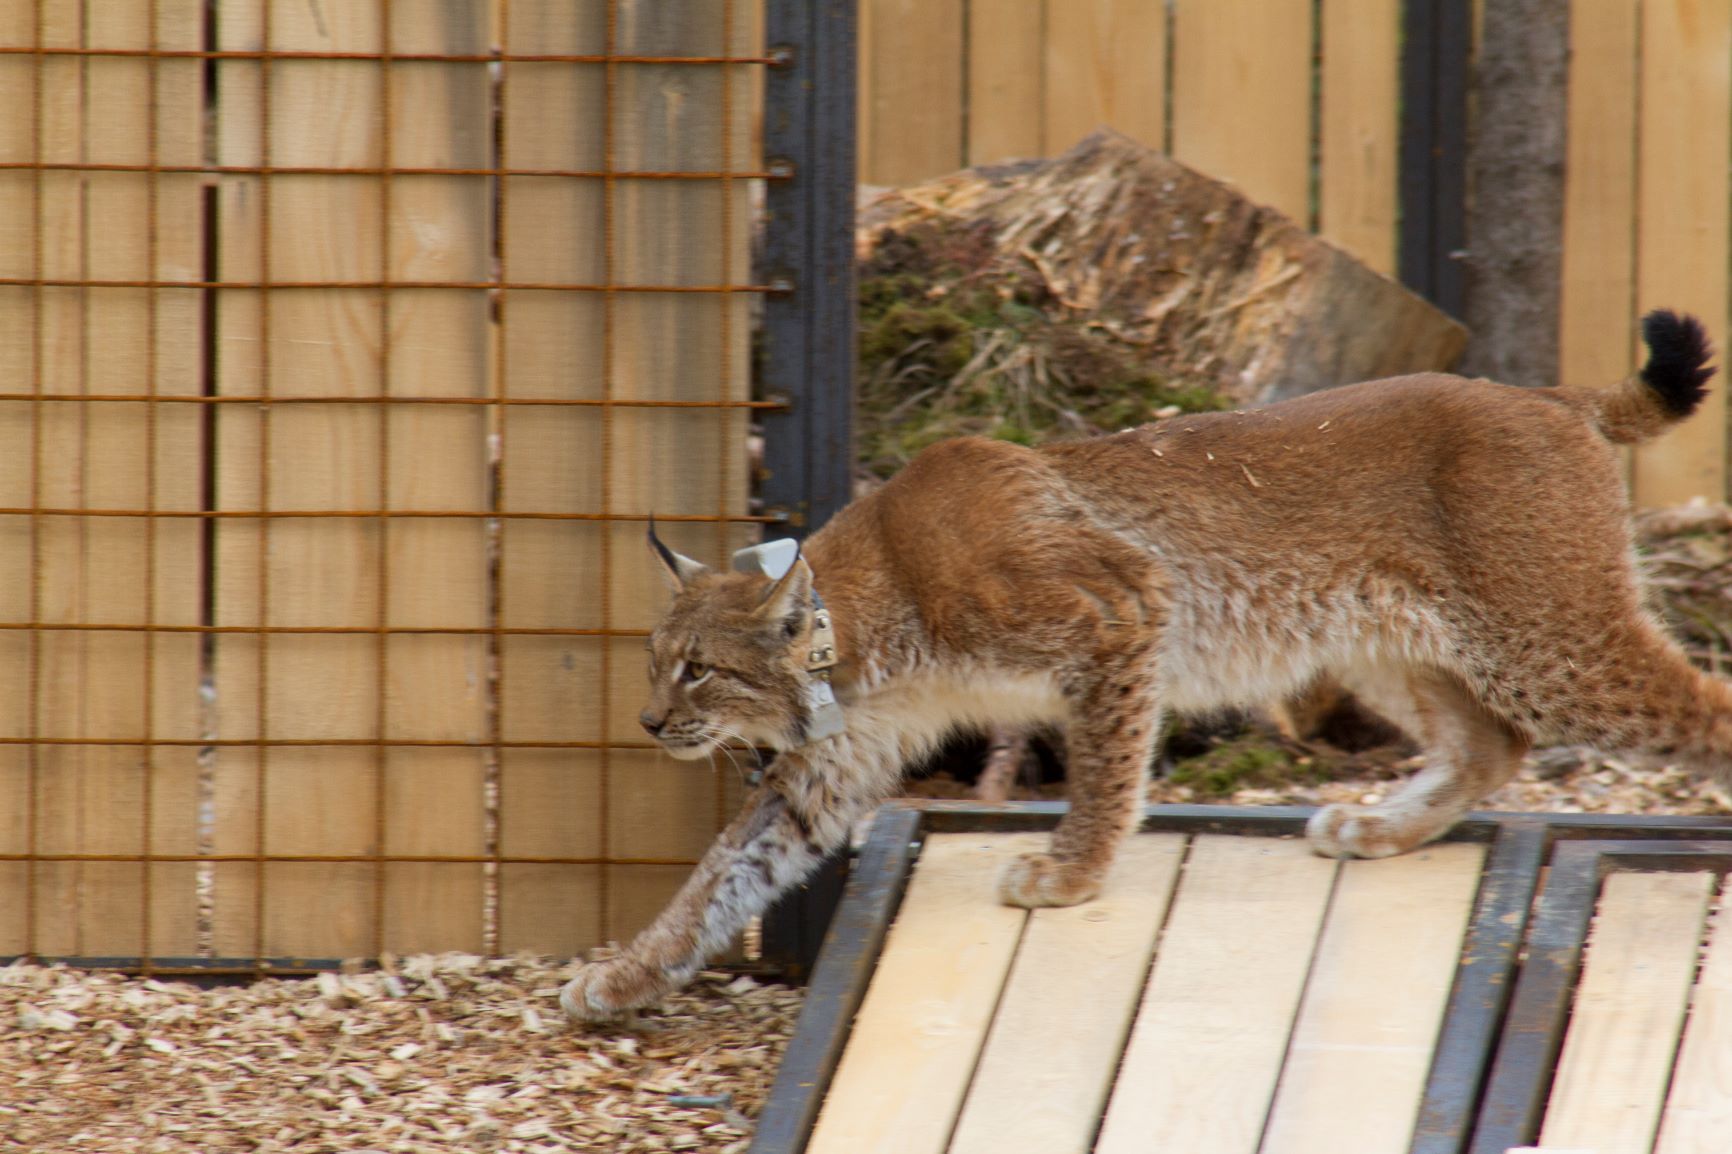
[1399,0,1472,319]
[756,0,859,976]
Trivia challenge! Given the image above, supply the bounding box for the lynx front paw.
[998,851,1102,909]
[1306,804,1408,859]
[560,955,671,1023]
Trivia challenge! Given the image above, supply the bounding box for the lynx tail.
[1639,309,1716,418]
[1581,309,1716,445]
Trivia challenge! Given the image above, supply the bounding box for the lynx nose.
[639,710,667,737]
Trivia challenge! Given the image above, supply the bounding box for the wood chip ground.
[0,956,799,1154]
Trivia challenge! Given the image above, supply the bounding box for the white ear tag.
[803,676,847,741]
[731,539,800,579]
[734,539,847,744]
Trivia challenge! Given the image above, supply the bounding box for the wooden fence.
[859,0,1731,507]
[860,0,1400,276]
[5,0,1728,970]
[0,0,758,968]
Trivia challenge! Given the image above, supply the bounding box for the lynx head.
[637,523,821,758]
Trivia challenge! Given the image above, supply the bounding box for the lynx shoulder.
[562,309,1731,1021]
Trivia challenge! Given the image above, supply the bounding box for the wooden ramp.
[808,830,1481,1154]
[753,806,1732,1154]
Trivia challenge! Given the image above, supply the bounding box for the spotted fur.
[563,310,1731,1020]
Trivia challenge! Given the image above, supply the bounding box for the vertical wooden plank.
[1654,886,1732,1154]
[495,0,608,957]
[857,0,963,185]
[212,0,385,960]
[1260,842,1486,1154]
[262,1,384,960]
[0,0,203,958]
[378,0,493,954]
[948,834,1186,1154]
[1094,836,1338,1154]
[29,0,202,958]
[856,0,874,177]
[1633,0,1730,507]
[0,0,32,952]
[1557,0,1637,481]
[26,0,94,960]
[966,0,1044,165]
[1171,0,1312,221]
[1318,0,1399,273]
[1044,0,1167,156]
[210,0,265,960]
[131,0,207,960]
[604,0,760,944]
[1540,871,1713,1154]
[806,833,1040,1154]
[0,0,82,958]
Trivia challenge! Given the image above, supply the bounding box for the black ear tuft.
[646,513,710,588]
[1640,309,1716,417]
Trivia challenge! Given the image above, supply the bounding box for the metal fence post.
[1398,0,1472,318]
[756,0,858,977]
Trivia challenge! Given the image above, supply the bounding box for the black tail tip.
[1640,309,1716,417]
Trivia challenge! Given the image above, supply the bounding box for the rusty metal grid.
[0,0,769,975]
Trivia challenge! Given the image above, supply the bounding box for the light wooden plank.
[965,0,1043,165]
[1318,0,1399,274]
[24,0,202,959]
[1094,835,1339,1154]
[807,833,1041,1154]
[1171,0,1313,221]
[374,0,492,956]
[949,833,1186,1154]
[1632,0,1730,506]
[1654,886,1732,1154]
[1260,841,1486,1154]
[1558,0,1637,391]
[858,0,964,185]
[209,0,266,959]
[1044,0,1167,157]
[211,0,385,959]
[1558,0,1638,484]
[602,0,759,943]
[0,2,198,949]
[149,0,210,961]
[494,0,607,955]
[856,0,874,178]
[1541,870,1714,1154]
[26,0,96,960]
[0,0,30,952]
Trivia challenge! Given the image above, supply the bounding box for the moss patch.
[857,219,1230,479]
[1166,737,1329,799]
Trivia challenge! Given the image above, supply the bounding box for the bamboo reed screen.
[0,0,764,973]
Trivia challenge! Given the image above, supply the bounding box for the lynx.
[562,310,1728,1021]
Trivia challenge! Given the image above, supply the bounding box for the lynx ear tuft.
[646,515,709,590]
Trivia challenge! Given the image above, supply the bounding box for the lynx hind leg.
[976,724,1029,803]
[1000,668,1159,908]
[1541,623,1732,782]
[1308,670,1527,859]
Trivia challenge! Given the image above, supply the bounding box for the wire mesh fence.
[0,0,769,974]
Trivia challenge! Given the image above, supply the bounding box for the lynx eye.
[681,661,712,686]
